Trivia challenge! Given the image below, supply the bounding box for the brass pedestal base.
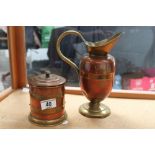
[79,103,111,118]
[28,112,67,127]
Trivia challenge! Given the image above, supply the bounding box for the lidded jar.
[28,71,67,126]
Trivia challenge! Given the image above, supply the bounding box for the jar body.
[80,54,115,102]
[29,84,65,121]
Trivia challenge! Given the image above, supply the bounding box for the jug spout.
[85,32,121,55]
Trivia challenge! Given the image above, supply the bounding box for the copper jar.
[28,71,67,126]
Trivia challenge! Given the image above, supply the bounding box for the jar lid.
[28,71,66,87]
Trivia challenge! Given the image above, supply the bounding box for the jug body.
[80,54,115,102]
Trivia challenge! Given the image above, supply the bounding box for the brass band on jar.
[29,91,64,101]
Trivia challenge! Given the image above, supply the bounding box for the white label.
[40,98,56,110]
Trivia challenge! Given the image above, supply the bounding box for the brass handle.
[56,30,87,75]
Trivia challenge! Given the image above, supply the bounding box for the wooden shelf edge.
[65,87,155,100]
[1,87,153,101]
[0,87,14,102]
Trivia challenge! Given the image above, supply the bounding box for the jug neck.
[89,50,108,58]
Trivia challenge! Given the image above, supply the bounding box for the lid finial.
[45,70,51,78]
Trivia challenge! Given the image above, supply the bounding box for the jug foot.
[28,112,67,127]
[79,103,111,118]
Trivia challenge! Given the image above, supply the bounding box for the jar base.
[79,103,111,118]
[28,112,67,127]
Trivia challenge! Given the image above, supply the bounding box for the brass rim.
[28,112,67,127]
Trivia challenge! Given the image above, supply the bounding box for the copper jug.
[56,30,121,118]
